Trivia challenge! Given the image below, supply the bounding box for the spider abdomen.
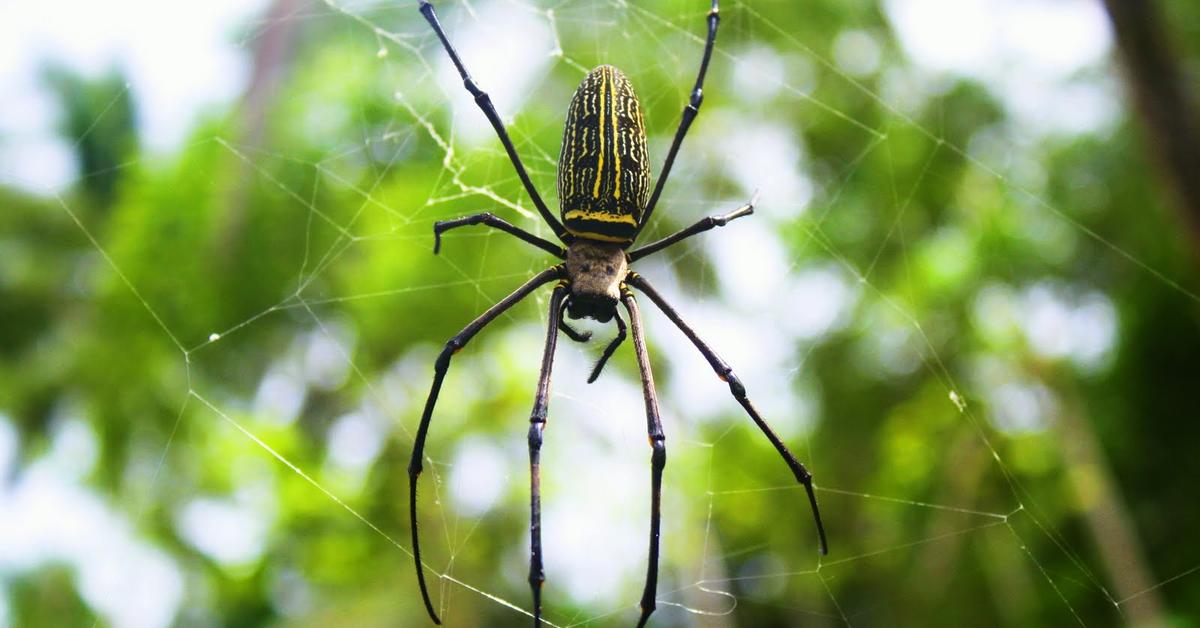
[558,65,650,245]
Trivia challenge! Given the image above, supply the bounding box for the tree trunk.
[1102,0,1200,253]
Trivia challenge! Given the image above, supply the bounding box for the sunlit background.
[2,0,1199,626]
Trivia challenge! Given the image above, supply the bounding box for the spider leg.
[622,289,666,628]
[627,273,829,555]
[628,194,755,262]
[528,283,568,627]
[409,266,565,625]
[586,309,626,383]
[635,0,720,237]
[418,1,570,242]
[558,298,592,342]
[434,213,567,258]
[558,320,591,342]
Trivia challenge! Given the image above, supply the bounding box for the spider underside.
[409,2,828,627]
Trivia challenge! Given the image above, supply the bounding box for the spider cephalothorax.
[564,241,628,322]
[411,2,827,627]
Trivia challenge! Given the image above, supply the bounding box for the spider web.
[9,0,1200,625]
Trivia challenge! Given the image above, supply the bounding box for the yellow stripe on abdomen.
[566,230,632,244]
[592,69,607,199]
[564,209,638,226]
[611,69,621,200]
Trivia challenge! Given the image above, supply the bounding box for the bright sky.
[885,0,1116,136]
[0,0,267,192]
[0,0,1115,194]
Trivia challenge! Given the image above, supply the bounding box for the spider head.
[565,240,628,322]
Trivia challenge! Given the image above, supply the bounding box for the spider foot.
[559,320,591,342]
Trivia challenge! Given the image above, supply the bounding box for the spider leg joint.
[527,423,544,449]
[724,371,747,398]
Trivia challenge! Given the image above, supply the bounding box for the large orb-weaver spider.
[409,1,828,625]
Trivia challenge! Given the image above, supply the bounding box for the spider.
[409,1,827,626]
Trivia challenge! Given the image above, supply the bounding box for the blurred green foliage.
[3,0,1200,627]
